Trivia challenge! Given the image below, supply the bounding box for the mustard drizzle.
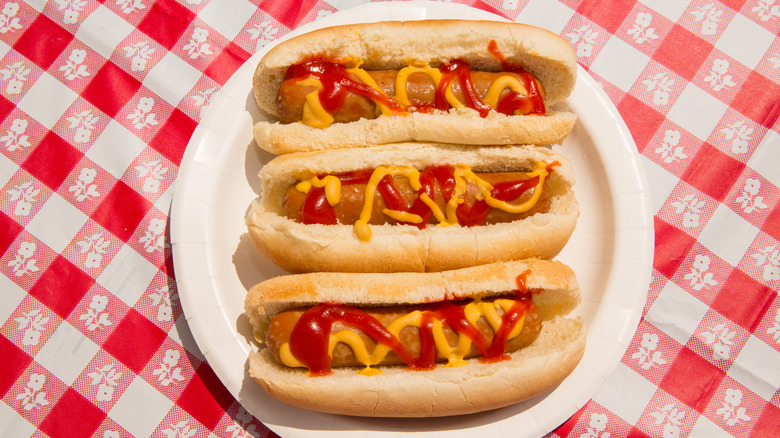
[298,63,531,128]
[278,298,527,375]
[294,162,550,241]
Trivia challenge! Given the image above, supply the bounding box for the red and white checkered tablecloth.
[1,0,778,437]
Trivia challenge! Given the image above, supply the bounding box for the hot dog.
[245,258,585,417]
[245,143,578,273]
[252,20,578,154]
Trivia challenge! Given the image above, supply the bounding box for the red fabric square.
[552,404,586,436]
[82,62,141,118]
[29,256,94,319]
[659,347,724,412]
[721,0,748,9]
[576,0,635,33]
[0,334,32,397]
[260,0,319,29]
[731,71,780,128]
[136,0,196,50]
[12,14,73,70]
[626,428,653,438]
[752,403,780,438]
[0,211,23,256]
[653,25,713,81]
[681,143,745,202]
[764,203,780,242]
[39,388,105,438]
[21,131,82,190]
[148,109,197,166]
[653,217,697,279]
[204,42,251,86]
[711,269,774,331]
[473,1,512,19]
[0,94,14,121]
[103,309,166,373]
[177,364,234,430]
[617,93,666,151]
[91,181,152,242]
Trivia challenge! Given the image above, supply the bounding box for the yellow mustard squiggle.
[295,162,550,240]
[297,63,530,128]
[278,298,526,375]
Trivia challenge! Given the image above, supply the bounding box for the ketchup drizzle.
[332,169,373,186]
[416,312,438,370]
[483,293,530,360]
[404,165,456,228]
[297,166,542,227]
[439,60,493,117]
[492,176,540,201]
[285,40,547,120]
[483,270,532,361]
[290,303,416,376]
[456,176,540,227]
[430,300,491,355]
[376,174,410,212]
[298,186,337,225]
[286,60,404,114]
[287,280,534,375]
[434,68,456,112]
[487,40,546,116]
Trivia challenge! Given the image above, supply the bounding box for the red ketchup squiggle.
[456,176,540,227]
[404,165,456,228]
[287,272,535,376]
[438,60,492,117]
[285,40,546,119]
[487,40,546,115]
[297,186,337,225]
[289,304,416,376]
[297,165,544,227]
[483,270,533,361]
[286,61,404,115]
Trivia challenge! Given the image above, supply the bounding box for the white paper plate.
[170,2,654,437]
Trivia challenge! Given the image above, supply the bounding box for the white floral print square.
[690,2,724,37]
[1,118,32,152]
[0,2,22,34]
[16,373,49,411]
[247,19,280,52]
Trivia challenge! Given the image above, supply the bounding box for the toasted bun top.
[253,20,576,118]
[245,258,581,342]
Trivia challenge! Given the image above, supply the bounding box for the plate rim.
[170,2,655,436]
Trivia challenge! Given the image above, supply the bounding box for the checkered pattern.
[0,0,777,437]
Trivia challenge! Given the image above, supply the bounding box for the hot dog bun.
[252,20,577,154]
[245,143,578,273]
[245,258,585,417]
